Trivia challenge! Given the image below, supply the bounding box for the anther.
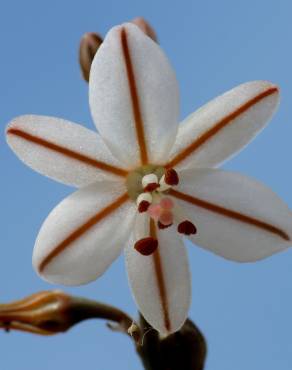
[144,183,160,192]
[164,168,179,186]
[142,174,159,192]
[138,201,150,213]
[177,220,197,235]
[134,237,158,256]
[136,193,152,213]
[158,221,173,230]
[158,176,171,192]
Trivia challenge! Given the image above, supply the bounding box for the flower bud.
[0,290,136,337]
[79,32,103,82]
[79,19,157,83]
[0,291,71,335]
[131,17,157,42]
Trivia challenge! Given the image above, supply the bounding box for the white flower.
[6,23,292,335]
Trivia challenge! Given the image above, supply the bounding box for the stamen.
[142,174,158,188]
[138,200,150,213]
[158,169,179,192]
[158,175,171,192]
[177,220,197,235]
[159,210,173,226]
[134,237,158,256]
[144,183,160,192]
[158,221,173,230]
[164,168,179,186]
[136,192,152,213]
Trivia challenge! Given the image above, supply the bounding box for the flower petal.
[33,181,135,285]
[170,168,292,262]
[167,81,279,170]
[6,115,128,187]
[125,213,190,335]
[89,23,179,167]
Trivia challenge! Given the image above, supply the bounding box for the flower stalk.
[0,291,134,337]
[0,291,206,370]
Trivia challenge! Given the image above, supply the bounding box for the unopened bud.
[79,19,157,83]
[0,290,137,339]
[79,32,103,82]
[0,291,71,335]
[131,17,157,42]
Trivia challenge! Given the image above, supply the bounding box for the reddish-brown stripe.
[39,193,129,272]
[7,128,128,177]
[121,27,148,165]
[170,189,290,241]
[150,219,171,332]
[166,87,279,168]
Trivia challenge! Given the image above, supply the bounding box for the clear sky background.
[1,0,292,369]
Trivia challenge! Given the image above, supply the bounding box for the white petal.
[89,23,179,167]
[168,81,279,170]
[33,181,135,285]
[125,213,190,335]
[6,115,127,187]
[172,168,292,262]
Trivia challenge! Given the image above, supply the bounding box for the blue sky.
[1,0,292,369]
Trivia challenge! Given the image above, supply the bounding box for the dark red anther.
[177,220,197,235]
[158,221,173,230]
[144,183,160,192]
[164,168,179,186]
[134,237,158,256]
[138,201,150,213]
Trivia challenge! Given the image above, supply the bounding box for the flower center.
[126,166,197,255]
[125,165,165,200]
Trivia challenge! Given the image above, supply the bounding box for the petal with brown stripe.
[6,115,128,187]
[167,81,279,170]
[89,23,179,167]
[171,168,292,262]
[125,213,190,335]
[33,181,135,285]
